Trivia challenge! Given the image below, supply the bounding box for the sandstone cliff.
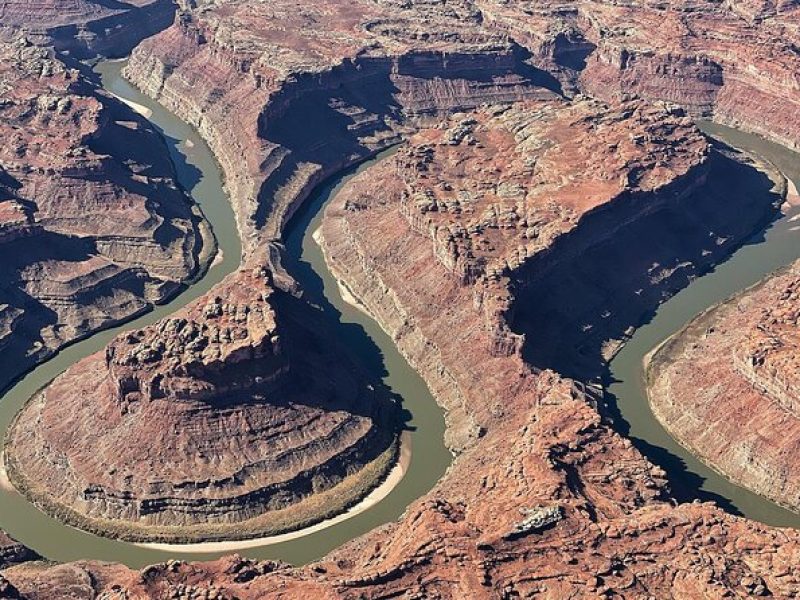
[121,0,557,258]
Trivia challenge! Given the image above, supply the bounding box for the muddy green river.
[607,122,800,527]
[0,62,796,569]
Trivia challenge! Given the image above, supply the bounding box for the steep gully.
[1,34,800,571]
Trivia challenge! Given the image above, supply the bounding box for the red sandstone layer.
[648,260,800,512]
[475,0,800,150]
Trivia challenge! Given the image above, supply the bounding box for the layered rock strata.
[300,100,800,597]
[2,87,798,600]
[574,0,800,149]
[510,137,783,380]
[0,37,206,391]
[648,260,800,512]
[5,267,398,541]
[389,99,711,370]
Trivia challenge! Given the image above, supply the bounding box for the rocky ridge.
[648,260,800,513]
[0,36,207,392]
[392,99,708,360]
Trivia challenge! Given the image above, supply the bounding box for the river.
[0,62,797,569]
[607,121,800,527]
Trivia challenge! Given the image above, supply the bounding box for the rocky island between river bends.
[648,260,800,514]
[5,265,400,542]
[0,35,209,393]
[3,0,800,597]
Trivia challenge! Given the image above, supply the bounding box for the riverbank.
[607,123,800,527]
[645,259,800,515]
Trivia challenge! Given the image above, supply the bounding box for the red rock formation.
[5,95,799,599]
[0,532,38,570]
[5,267,398,541]
[648,260,800,512]
[472,0,800,149]
[389,99,709,360]
[0,37,207,391]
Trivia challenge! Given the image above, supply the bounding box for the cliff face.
[573,0,800,149]
[473,0,800,149]
[510,144,783,381]
[5,267,399,541]
[389,100,711,362]
[0,37,206,392]
[648,260,800,513]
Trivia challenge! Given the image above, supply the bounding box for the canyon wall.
[308,101,800,598]
[575,0,800,149]
[0,0,176,58]
[121,0,555,258]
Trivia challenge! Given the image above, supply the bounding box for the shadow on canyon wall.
[508,141,782,512]
[256,50,558,230]
[510,144,780,383]
[50,0,176,60]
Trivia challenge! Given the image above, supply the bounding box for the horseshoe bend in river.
[0,62,798,568]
